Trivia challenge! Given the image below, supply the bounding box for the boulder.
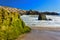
[38,14,47,20]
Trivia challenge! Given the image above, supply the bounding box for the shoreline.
[31,26,60,31]
[16,26,60,40]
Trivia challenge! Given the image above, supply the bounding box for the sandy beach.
[16,27,60,40]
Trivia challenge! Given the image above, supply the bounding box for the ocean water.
[21,15,60,27]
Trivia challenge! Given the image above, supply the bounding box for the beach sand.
[16,27,60,40]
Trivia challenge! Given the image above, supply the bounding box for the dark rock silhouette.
[41,12,59,15]
[26,10,59,15]
[38,13,52,20]
[38,14,47,20]
[26,10,39,15]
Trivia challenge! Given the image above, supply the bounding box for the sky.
[0,0,60,12]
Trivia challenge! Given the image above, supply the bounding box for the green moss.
[0,7,31,40]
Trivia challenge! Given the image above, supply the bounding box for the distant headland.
[0,6,59,15]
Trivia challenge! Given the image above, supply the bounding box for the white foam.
[21,15,60,27]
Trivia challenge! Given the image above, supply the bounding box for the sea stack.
[38,13,47,20]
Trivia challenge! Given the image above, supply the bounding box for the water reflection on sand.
[19,14,60,40]
[17,27,60,40]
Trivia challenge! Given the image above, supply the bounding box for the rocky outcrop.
[19,10,27,15]
[26,10,59,15]
[38,13,52,20]
[0,6,31,40]
[38,14,47,20]
[41,12,59,15]
[26,10,39,15]
[0,6,59,15]
[0,6,27,15]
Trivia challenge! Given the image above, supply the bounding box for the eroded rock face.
[0,6,31,40]
[38,14,47,20]
[38,14,52,20]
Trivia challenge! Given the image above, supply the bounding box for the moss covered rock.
[0,6,31,40]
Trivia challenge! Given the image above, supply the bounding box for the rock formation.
[0,6,59,15]
[38,14,47,20]
[26,10,59,15]
[0,6,31,40]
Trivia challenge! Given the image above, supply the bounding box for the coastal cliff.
[0,6,31,40]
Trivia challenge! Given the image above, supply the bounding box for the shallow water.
[21,15,60,27]
[17,28,60,40]
[16,15,60,40]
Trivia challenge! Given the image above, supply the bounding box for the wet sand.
[16,27,60,40]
